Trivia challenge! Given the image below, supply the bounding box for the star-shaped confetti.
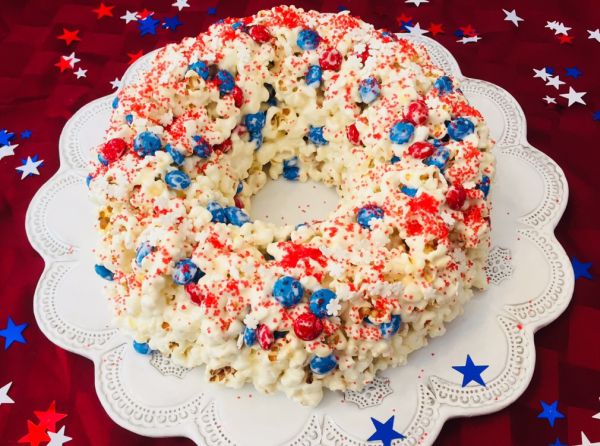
[54,56,72,73]
[560,87,587,106]
[120,10,139,24]
[18,421,49,446]
[0,382,14,405]
[20,129,32,139]
[0,143,18,161]
[503,9,523,27]
[405,0,429,6]
[558,35,574,44]
[565,66,582,78]
[138,16,160,36]
[163,15,183,31]
[543,96,557,104]
[74,67,87,79]
[138,9,154,20]
[457,35,482,44]
[367,416,405,446]
[47,427,72,446]
[588,29,600,43]
[92,2,114,19]
[452,355,488,386]
[459,24,477,37]
[64,52,80,67]
[428,23,444,36]
[16,155,44,179]
[546,75,565,89]
[56,28,80,46]
[538,400,565,427]
[575,433,600,446]
[594,111,600,121]
[572,257,593,279]
[550,439,567,446]
[405,23,429,36]
[546,21,571,36]
[172,0,190,11]
[0,129,15,146]
[593,398,600,419]
[207,7,217,15]
[110,77,122,89]
[533,68,551,81]
[0,317,28,348]
[34,401,67,432]
[128,50,144,65]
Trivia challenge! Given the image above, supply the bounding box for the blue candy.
[401,186,418,197]
[244,111,267,133]
[359,76,381,104]
[188,61,209,80]
[236,181,244,194]
[389,121,415,144]
[390,155,401,164]
[283,157,300,180]
[193,135,213,158]
[172,258,202,285]
[424,147,450,169]
[357,205,384,229]
[297,29,320,50]
[380,315,402,338]
[165,170,191,190]
[207,201,228,223]
[310,354,337,375]
[86,174,93,188]
[305,65,322,87]
[446,117,475,141]
[125,114,133,125]
[434,76,454,95]
[264,83,277,106]
[98,154,109,166]
[216,70,235,95]
[112,96,119,109]
[224,206,251,226]
[133,131,162,157]
[309,289,337,318]
[307,126,328,145]
[249,131,264,149]
[231,21,244,30]
[135,241,154,266]
[243,327,256,346]
[478,175,491,198]
[165,144,185,165]
[95,264,114,281]
[133,340,151,355]
[273,276,304,308]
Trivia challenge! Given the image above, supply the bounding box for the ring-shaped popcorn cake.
[89,6,495,406]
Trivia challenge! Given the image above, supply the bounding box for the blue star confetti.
[454,29,465,38]
[163,15,183,31]
[367,416,405,446]
[0,317,28,349]
[20,129,32,139]
[538,400,565,427]
[207,7,217,15]
[565,66,582,78]
[452,355,489,387]
[337,5,349,11]
[0,129,15,146]
[549,438,566,446]
[572,257,593,280]
[545,66,556,75]
[138,16,160,36]
[593,111,600,121]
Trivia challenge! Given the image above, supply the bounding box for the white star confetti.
[47,426,72,446]
[326,297,342,317]
[533,67,551,81]
[120,10,139,24]
[543,96,556,104]
[405,0,429,6]
[457,35,481,44]
[0,143,18,161]
[503,9,523,27]
[172,0,190,11]
[64,52,80,68]
[0,382,14,405]
[16,156,44,179]
[545,75,565,89]
[588,29,600,43]
[405,23,429,36]
[574,432,600,446]
[74,67,87,79]
[559,87,587,106]
[593,397,600,420]
[546,20,571,35]
[110,77,122,89]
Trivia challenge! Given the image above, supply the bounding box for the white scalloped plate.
[26,34,574,445]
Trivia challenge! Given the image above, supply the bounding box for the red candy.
[214,138,232,153]
[446,185,467,210]
[319,48,342,71]
[99,138,127,163]
[231,85,244,107]
[248,25,272,43]
[293,313,324,341]
[346,123,361,145]
[257,324,274,349]
[408,141,435,159]
[185,284,203,306]
[234,196,244,208]
[404,100,429,126]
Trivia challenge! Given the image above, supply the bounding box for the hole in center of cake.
[249,178,339,226]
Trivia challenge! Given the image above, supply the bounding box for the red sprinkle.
[404,100,429,126]
[319,48,342,71]
[99,138,128,163]
[257,324,274,349]
[408,141,435,159]
[185,284,204,306]
[293,313,324,341]
[346,123,361,145]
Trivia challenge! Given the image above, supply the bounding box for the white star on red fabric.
[0,382,14,405]
[405,23,429,36]
[559,87,587,106]
[405,0,429,6]
[543,96,556,104]
[457,35,481,44]
[74,68,87,79]
[16,156,44,179]
[588,29,600,43]
[593,398,600,420]
[120,10,139,23]
[172,0,190,11]
[533,67,551,81]
[545,75,565,89]
[503,9,523,27]
[110,77,122,89]
[64,52,80,68]
[574,432,600,446]
[47,426,72,446]
[0,144,18,161]
[546,21,571,35]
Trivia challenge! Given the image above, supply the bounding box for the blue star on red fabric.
[0,129,15,146]
[337,5,349,11]
[593,111,600,121]
[545,66,556,75]
[549,438,566,446]
[368,416,405,446]
[0,317,28,349]
[163,15,183,31]
[20,129,32,139]
[138,16,160,36]
[452,355,489,387]
[565,66,582,78]
[207,7,217,15]
[538,400,565,427]
[572,257,593,280]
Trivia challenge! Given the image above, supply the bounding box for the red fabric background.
[1,0,599,444]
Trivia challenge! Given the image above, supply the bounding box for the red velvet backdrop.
[1,0,599,445]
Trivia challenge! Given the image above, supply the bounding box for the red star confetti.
[128,50,144,65]
[34,401,67,432]
[56,28,80,46]
[54,56,72,73]
[395,13,413,27]
[557,34,574,44]
[92,2,114,19]
[18,421,50,446]
[138,9,154,20]
[428,23,444,36]
[459,24,477,37]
